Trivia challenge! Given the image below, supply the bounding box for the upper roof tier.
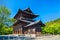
[14,8,39,19]
[23,8,33,13]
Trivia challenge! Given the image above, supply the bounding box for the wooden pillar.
[24,31,28,34]
[28,29,30,34]
[33,28,35,34]
[16,30,18,34]
[21,28,22,34]
[18,30,19,34]
[18,28,21,34]
[15,31,16,34]
[36,27,41,36]
[14,31,15,34]
[17,29,19,34]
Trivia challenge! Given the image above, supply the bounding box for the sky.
[0,0,60,23]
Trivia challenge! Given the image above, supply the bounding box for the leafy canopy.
[0,6,15,35]
[42,18,60,34]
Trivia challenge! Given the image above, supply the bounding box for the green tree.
[42,18,60,35]
[0,6,10,27]
[0,6,14,35]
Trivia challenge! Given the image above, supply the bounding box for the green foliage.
[1,26,13,35]
[0,6,10,26]
[42,18,60,35]
[0,6,14,35]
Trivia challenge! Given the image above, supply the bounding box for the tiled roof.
[24,20,40,27]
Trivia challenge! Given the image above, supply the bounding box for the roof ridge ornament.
[24,8,33,13]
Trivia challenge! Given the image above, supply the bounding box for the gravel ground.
[35,35,60,40]
[1,35,60,40]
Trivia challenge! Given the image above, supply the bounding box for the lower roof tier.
[13,20,29,26]
[13,20,45,28]
[24,20,45,27]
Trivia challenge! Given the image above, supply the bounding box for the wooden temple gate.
[13,8,45,35]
